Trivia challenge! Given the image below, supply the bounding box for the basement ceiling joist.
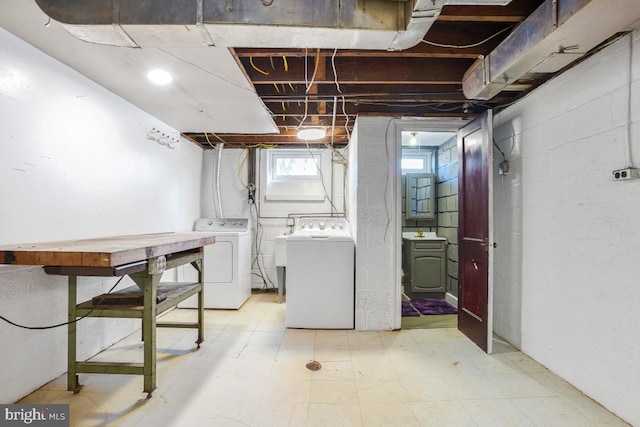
[184,1,546,148]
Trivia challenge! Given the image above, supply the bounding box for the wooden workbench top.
[0,232,216,268]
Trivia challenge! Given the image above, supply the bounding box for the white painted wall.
[493,32,640,425]
[0,28,202,403]
[349,116,401,330]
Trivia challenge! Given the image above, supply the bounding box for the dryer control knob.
[319,222,326,230]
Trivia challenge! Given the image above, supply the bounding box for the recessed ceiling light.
[297,128,326,140]
[147,69,172,85]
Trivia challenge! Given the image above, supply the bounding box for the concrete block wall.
[349,117,401,330]
[493,32,640,426]
[436,136,459,297]
[0,29,202,403]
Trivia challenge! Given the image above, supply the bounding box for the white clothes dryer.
[180,218,251,309]
[285,218,354,329]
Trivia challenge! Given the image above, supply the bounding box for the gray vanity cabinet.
[402,235,447,298]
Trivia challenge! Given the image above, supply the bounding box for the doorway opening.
[398,128,459,330]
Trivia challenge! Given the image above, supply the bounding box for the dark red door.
[457,111,493,352]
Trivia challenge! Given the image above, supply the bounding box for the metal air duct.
[34,0,453,51]
[463,0,640,100]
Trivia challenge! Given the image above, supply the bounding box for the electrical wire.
[249,56,270,75]
[238,149,249,189]
[305,49,321,93]
[421,25,515,49]
[493,138,507,162]
[304,141,339,214]
[383,118,395,242]
[282,56,289,72]
[0,276,125,330]
[249,198,277,290]
[331,48,342,94]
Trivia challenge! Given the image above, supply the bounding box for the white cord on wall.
[625,31,635,169]
[213,143,224,218]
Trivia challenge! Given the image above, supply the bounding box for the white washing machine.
[180,218,251,309]
[286,217,354,329]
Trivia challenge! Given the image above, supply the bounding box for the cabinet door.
[412,254,445,292]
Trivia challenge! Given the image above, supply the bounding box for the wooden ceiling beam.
[242,57,473,85]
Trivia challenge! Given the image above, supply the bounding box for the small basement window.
[271,152,322,180]
[401,150,434,175]
[263,149,326,201]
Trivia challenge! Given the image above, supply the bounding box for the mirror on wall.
[405,173,435,219]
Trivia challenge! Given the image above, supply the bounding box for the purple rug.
[401,301,421,317]
[411,298,457,315]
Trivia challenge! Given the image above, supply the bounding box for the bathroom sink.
[402,231,446,241]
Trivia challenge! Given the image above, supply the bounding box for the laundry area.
[1,0,640,426]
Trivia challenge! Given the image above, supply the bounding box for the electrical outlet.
[612,168,640,181]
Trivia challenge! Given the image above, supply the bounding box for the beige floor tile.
[446,374,506,399]
[249,330,285,345]
[15,295,629,427]
[283,329,317,346]
[276,344,315,361]
[311,361,355,381]
[250,401,308,427]
[360,403,419,427]
[190,399,255,427]
[461,398,536,426]
[488,373,558,398]
[399,375,457,402]
[260,378,311,403]
[310,380,358,404]
[561,395,632,426]
[316,330,350,346]
[308,403,363,427]
[352,358,397,382]
[237,343,280,360]
[512,396,596,426]
[269,359,314,380]
[314,344,351,362]
[349,344,387,360]
[505,353,550,373]
[466,353,524,375]
[347,331,383,346]
[528,372,583,396]
[411,401,477,427]
[357,379,408,404]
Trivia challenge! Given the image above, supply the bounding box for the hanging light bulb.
[409,132,418,146]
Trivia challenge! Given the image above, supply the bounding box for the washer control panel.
[296,218,349,235]
[195,218,249,232]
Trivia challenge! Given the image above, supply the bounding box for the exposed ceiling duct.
[34,0,437,51]
[463,0,640,100]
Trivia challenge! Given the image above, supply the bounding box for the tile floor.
[20,293,629,426]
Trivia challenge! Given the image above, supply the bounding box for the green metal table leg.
[195,259,204,348]
[143,272,158,397]
[132,267,159,398]
[67,276,81,393]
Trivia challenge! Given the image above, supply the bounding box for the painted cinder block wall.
[349,117,401,330]
[493,32,640,425]
[0,28,202,403]
[436,137,459,298]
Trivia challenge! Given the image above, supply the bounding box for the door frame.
[393,118,470,329]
